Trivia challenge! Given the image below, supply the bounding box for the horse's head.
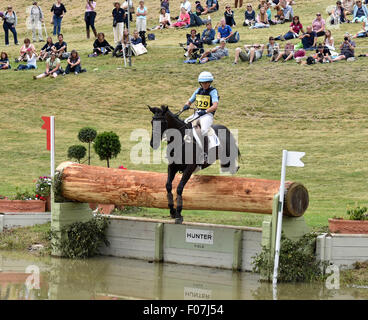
[148,105,169,149]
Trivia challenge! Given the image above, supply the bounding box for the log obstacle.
[54,162,309,217]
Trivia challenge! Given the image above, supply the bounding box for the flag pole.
[50,116,55,178]
[272,149,288,295]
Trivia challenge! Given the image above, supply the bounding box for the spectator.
[195,1,205,16]
[52,34,68,59]
[39,36,54,61]
[136,1,147,47]
[34,52,62,79]
[235,0,243,8]
[171,7,190,28]
[264,2,273,23]
[353,19,368,37]
[224,5,236,27]
[0,52,11,69]
[2,6,18,46]
[131,30,142,45]
[324,30,335,50]
[332,33,356,61]
[184,29,203,58]
[91,32,114,56]
[343,0,355,14]
[112,2,126,45]
[273,41,294,62]
[64,50,85,75]
[113,29,130,57]
[314,43,332,63]
[180,0,192,14]
[312,13,326,37]
[274,16,304,40]
[213,18,233,44]
[15,49,37,71]
[330,1,347,24]
[267,36,280,61]
[201,21,216,44]
[202,0,218,15]
[352,0,368,23]
[85,1,97,39]
[30,2,44,42]
[250,6,270,28]
[199,38,229,63]
[122,0,134,28]
[258,0,267,9]
[299,26,317,50]
[161,0,170,16]
[243,3,256,26]
[233,43,265,64]
[280,0,293,21]
[51,0,67,36]
[16,38,36,62]
[153,7,171,29]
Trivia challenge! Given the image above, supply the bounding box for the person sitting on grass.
[91,32,114,57]
[324,30,335,50]
[153,7,171,29]
[113,29,130,57]
[250,6,270,28]
[330,1,348,24]
[331,33,356,61]
[314,43,333,63]
[0,52,11,70]
[267,36,280,61]
[195,1,205,16]
[201,21,216,44]
[39,36,54,61]
[131,30,142,45]
[213,18,233,44]
[273,41,294,62]
[312,13,326,37]
[352,0,368,23]
[33,52,62,79]
[352,18,368,37]
[16,38,36,63]
[243,3,256,26]
[51,33,68,59]
[343,0,355,14]
[171,7,190,28]
[280,0,294,22]
[15,48,37,71]
[198,38,229,63]
[64,50,86,75]
[299,26,317,51]
[274,15,303,40]
[202,0,218,15]
[184,29,203,58]
[233,43,265,64]
[224,5,236,27]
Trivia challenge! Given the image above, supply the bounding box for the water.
[0,250,367,300]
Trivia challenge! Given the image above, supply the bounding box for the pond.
[0,250,367,300]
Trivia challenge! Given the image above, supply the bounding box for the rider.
[182,71,219,163]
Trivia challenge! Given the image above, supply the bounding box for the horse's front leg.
[166,164,178,219]
[175,164,197,224]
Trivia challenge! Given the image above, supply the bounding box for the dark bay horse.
[149,105,240,224]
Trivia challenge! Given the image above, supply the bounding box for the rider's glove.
[197,110,207,117]
[182,104,190,111]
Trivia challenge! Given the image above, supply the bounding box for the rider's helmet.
[198,71,214,83]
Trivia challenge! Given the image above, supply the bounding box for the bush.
[252,233,326,283]
[93,131,121,168]
[78,127,97,165]
[51,214,110,259]
[35,176,52,197]
[67,145,87,163]
[347,206,368,221]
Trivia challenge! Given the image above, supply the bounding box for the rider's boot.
[199,135,208,167]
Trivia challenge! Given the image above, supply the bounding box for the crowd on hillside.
[1,0,368,74]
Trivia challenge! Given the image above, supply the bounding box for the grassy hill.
[0,0,367,228]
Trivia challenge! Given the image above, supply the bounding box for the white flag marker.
[272,150,305,298]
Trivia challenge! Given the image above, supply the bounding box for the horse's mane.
[161,105,187,128]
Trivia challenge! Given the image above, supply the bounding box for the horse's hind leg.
[175,164,197,224]
[166,164,178,218]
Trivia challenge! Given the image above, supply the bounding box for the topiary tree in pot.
[93,131,121,168]
[67,145,87,163]
[78,127,97,165]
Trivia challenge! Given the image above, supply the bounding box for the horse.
[149,105,241,224]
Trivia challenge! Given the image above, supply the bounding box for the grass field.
[0,0,368,228]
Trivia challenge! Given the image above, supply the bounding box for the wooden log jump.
[54,162,309,217]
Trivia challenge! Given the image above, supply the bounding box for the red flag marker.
[41,116,51,151]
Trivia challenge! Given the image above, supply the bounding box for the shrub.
[252,233,327,283]
[78,127,97,165]
[35,176,52,197]
[67,145,87,163]
[93,131,121,168]
[347,206,368,221]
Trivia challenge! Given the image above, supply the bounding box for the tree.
[67,145,87,163]
[78,127,97,165]
[93,132,121,168]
